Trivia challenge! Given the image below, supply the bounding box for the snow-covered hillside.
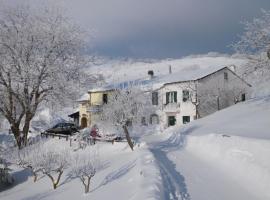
[1,55,269,200]
[88,54,247,85]
[144,95,270,200]
[1,95,269,200]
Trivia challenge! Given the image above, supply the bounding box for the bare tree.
[0,4,87,148]
[69,147,101,193]
[99,85,153,151]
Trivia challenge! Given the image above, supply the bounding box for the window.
[103,94,108,104]
[168,116,176,126]
[166,91,177,104]
[141,117,146,125]
[241,93,246,101]
[182,90,190,102]
[183,116,190,124]
[150,114,159,125]
[224,72,228,81]
[152,92,158,105]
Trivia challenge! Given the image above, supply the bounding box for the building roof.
[76,93,89,102]
[87,65,249,92]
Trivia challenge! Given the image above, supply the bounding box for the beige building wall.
[78,91,112,128]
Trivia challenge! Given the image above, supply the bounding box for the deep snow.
[1,96,270,200]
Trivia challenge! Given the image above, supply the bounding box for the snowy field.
[0,139,161,200]
[0,55,269,200]
[143,96,270,200]
[1,95,270,200]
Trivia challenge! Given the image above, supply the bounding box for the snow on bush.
[39,141,71,189]
[0,145,14,186]
[17,142,44,182]
[69,146,102,193]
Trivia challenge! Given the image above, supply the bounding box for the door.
[168,116,176,126]
[81,117,88,128]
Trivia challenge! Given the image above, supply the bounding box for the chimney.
[148,70,154,79]
[229,65,236,72]
[169,65,172,74]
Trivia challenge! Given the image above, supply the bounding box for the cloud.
[1,0,270,58]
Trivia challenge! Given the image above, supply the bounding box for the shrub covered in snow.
[69,146,101,193]
[0,146,14,186]
[17,142,44,182]
[39,143,71,189]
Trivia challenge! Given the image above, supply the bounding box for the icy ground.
[1,96,270,200]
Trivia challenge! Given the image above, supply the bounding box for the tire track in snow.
[147,126,198,200]
[150,148,190,200]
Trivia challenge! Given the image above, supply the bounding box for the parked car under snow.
[45,122,79,135]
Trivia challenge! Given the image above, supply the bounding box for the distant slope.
[88,54,247,85]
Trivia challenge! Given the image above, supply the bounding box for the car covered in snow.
[45,122,79,135]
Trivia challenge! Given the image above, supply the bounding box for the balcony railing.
[87,105,102,113]
[162,102,180,112]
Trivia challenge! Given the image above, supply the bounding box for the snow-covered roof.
[157,65,226,84]
[88,65,229,92]
[76,93,89,102]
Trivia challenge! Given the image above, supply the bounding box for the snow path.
[147,128,192,200]
[150,147,190,200]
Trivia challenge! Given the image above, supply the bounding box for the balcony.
[162,102,180,113]
[87,105,102,113]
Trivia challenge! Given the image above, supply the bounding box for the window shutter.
[152,92,158,105]
[166,92,170,104]
[174,92,177,102]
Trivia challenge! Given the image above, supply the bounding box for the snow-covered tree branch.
[38,142,71,189]
[233,9,270,95]
[69,146,101,193]
[17,142,44,182]
[98,85,153,151]
[0,4,88,148]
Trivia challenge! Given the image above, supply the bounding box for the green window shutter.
[174,92,177,102]
[166,92,170,104]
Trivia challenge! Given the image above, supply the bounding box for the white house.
[148,66,251,127]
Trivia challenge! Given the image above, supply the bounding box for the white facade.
[148,67,251,128]
[150,82,197,128]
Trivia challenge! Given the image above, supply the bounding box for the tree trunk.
[46,170,63,190]
[122,125,133,151]
[22,114,32,147]
[33,172,37,182]
[85,177,91,193]
[11,124,23,149]
[10,115,32,149]
[54,170,63,189]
